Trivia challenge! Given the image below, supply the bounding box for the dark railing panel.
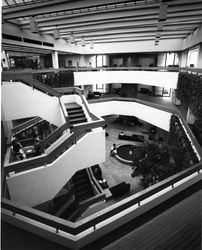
[4,155,47,175]
[41,122,69,149]
[12,117,43,135]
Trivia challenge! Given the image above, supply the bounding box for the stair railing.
[12,117,43,135]
[2,73,61,97]
[3,119,106,176]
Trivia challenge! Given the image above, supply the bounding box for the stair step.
[66,106,82,112]
[67,110,83,116]
[68,113,86,119]
[74,182,91,192]
[69,118,87,124]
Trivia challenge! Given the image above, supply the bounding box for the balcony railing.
[2,162,201,236]
[2,66,202,75]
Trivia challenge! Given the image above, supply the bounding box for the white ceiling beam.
[59,31,189,42]
[4,0,202,21]
[18,8,160,27]
[87,36,186,44]
[38,22,198,37]
[3,0,159,20]
[16,5,202,30]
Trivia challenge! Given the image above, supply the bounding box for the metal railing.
[2,66,202,74]
[2,73,61,97]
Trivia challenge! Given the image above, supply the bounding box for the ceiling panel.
[2,0,202,46]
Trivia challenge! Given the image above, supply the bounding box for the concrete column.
[2,120,13,137]
[2,50,9,69]
[197,43,202,68]
[103,55,110,66]
[52,51,59,69]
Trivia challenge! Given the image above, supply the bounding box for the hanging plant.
[176,72,202,122]
[168,115,199,171]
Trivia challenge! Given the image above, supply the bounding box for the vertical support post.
[52,51,59,69]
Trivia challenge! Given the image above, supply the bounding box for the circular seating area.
[116,144,145,165]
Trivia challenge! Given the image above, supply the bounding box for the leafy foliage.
[34,71,74,88]
[168,115,199,171]
[134,143,176,189]
[133,115,199,189]
[176,72,202,122]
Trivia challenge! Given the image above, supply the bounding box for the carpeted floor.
[99,115,168,198]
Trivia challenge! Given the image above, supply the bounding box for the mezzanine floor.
[89,93,187,119]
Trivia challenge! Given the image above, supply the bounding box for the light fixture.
[90,41,94,49]
[81,37,85,47]
[69,32,75,44]
[156,32,161,38]
[54,29,60,39]
[157,22,164,32]
[159,3,168,21]
[30,17,39,33]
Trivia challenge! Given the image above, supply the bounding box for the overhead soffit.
[2,0,202,46]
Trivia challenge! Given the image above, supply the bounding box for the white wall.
[7,129,105,207]
[182,25,202,51]
[180,51,188,67]
[197,43,202,68]
[157,53,166,67]
[89,101,172,131]
[2,82,65,127]
[74,71,178,89]
[82,39,183,54]
[61,94,82,106]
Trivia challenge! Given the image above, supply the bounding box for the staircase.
[66,103,87,126]
[72,169,94,203]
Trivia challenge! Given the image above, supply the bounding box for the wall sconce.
[30,18,39,33]
[54,29,60,39]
